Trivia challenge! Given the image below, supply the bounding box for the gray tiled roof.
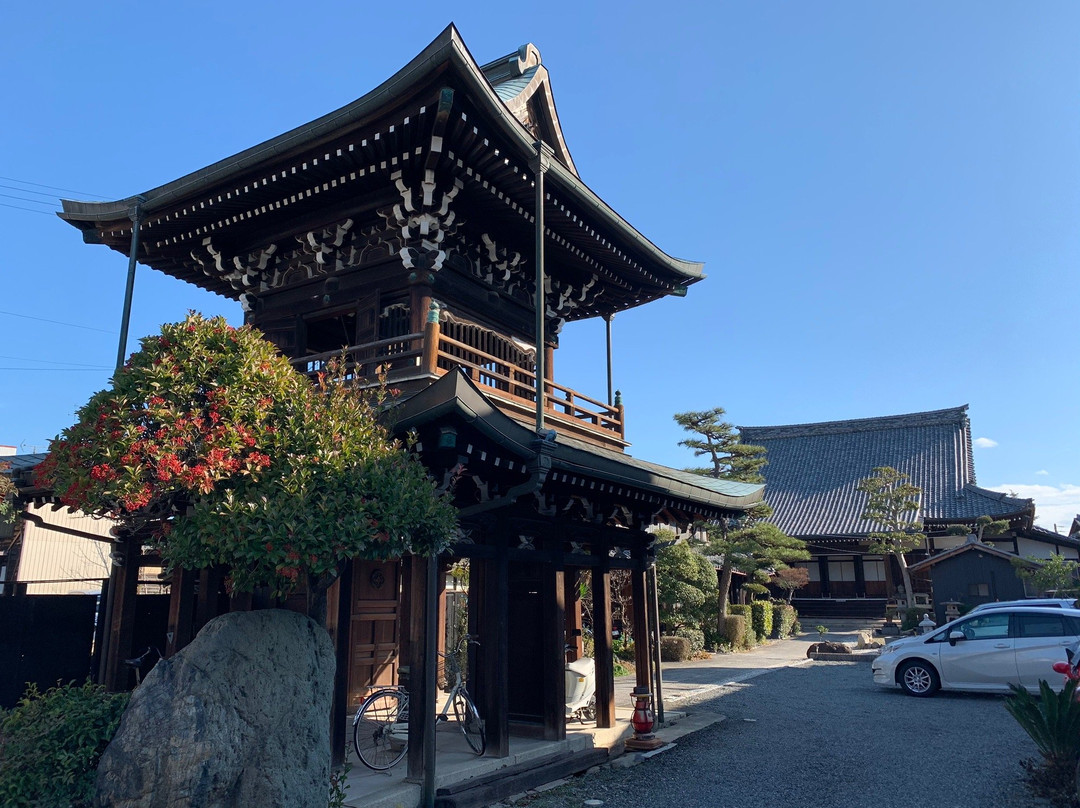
[738,406,1033,538]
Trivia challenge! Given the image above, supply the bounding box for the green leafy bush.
[901,608,924,632]
[1005,679,1080,805]
[674,626,705,656]
[722,615,750,650]
[0,681,130,808]
[659,636,692,661]
[771,603,796,638]
[749,601,773,641]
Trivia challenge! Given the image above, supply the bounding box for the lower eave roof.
[392,370,764,515]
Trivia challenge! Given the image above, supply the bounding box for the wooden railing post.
[421,301,441,375]
[615,389,625,442]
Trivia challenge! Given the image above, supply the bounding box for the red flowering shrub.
[37,313,456,611]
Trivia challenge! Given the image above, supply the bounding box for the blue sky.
[2,2,1077,530]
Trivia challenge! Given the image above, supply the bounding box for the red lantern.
[630,690,654,734]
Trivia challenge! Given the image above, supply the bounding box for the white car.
[967,598,1078,614]
[872,606,1080,696]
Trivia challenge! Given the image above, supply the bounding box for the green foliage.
[976,515,1011,539]
[674,626,705,655]
[328,764,351,808]
[749,601,773,641]
[0,462,15,526]
[1006,680,1080,770]
[37,313,457,604]
[857,466,925,556]
[659,636,692,661]
[612,636,636,662]
[0,681,130,808]
[945,524,970,536]
[655,535,718,638]
[705,520,809,619]
[771,603,796,638]
[673,408,767,483]
[815,624,829,639]
[1014,554,1080,597]
[901,608,924,631]
[729,603,754,646]
[722,614,750,650]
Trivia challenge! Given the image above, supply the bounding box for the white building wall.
[1016,537,1080,561]
[16,505,115,594]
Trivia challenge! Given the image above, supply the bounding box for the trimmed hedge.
[723,614,751,650]
[660,636,692,661]
[772,603,797,638]
[0,681,130,808]
[675,626,705,656]
[749,601,773,641]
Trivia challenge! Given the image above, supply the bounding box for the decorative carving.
[381,169,464,275]
[369,569,386,590]
[517,535,536,551]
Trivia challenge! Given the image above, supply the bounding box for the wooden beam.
[103,534,140,691]
[165,567,197,658]
[631,567,650,692]
[591,566,614,728]
[329,565,352,768]
[475,544,509,757]
[405,556,431,781]
[541,564,565,742]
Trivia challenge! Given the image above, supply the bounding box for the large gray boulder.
[96,608,335,808]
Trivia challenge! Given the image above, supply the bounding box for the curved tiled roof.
[738,406,1033,537]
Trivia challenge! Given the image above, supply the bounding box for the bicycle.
[352,634,485,769]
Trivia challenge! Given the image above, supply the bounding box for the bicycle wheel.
[353,689,409,770]
[453,693,485,756]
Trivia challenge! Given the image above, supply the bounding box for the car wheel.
[897,660,940,697]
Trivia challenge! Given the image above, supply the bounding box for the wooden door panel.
[348,560,400,709]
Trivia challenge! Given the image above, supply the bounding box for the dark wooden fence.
[0,593,172,708]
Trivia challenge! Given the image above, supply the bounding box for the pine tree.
[856,466,925,609]
[673,409,767,482]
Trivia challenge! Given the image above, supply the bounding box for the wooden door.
[348,559,400,709]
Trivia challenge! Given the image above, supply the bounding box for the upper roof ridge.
[739,405,969,440]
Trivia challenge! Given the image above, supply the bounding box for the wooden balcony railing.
[291,317,625,446]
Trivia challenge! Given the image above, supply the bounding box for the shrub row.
[772,603,797,638]
[0,681,130,808]
[660,636,692,661]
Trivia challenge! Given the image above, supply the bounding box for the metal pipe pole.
[114,198,145,373]
[100,199,145,685]
[533,141,548,433]
[604,314,614,406]
[648,565,665,724]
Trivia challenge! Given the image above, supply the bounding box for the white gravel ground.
[496,662,1042,808]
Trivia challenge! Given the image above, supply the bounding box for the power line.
[0,176,109,200]
[0,202,55,216]
[0,192,56,208]
[0,183,63,199]
[0,310,116,334]
[0,354,111,369]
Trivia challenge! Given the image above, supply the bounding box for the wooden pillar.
[591,566,615,728]
[165,568,197,658]
[563,569,582,659]
[541,564,566,741]
[420,298,440,375]
[475,547,509,757]
[328,566,352,768]
[194,566,225,634]
[854,555,866,597]
[405,556,432,781]
[631,565,650,691]
[818,557,831,599]
[103,534,140,691]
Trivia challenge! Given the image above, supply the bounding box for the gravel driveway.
[503,662,1041,808]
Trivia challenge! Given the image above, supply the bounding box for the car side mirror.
[949,630,965,646]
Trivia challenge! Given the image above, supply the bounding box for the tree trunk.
[896,553,914,610]
[716,565,734,637]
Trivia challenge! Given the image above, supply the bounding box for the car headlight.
[880,644,900,655]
